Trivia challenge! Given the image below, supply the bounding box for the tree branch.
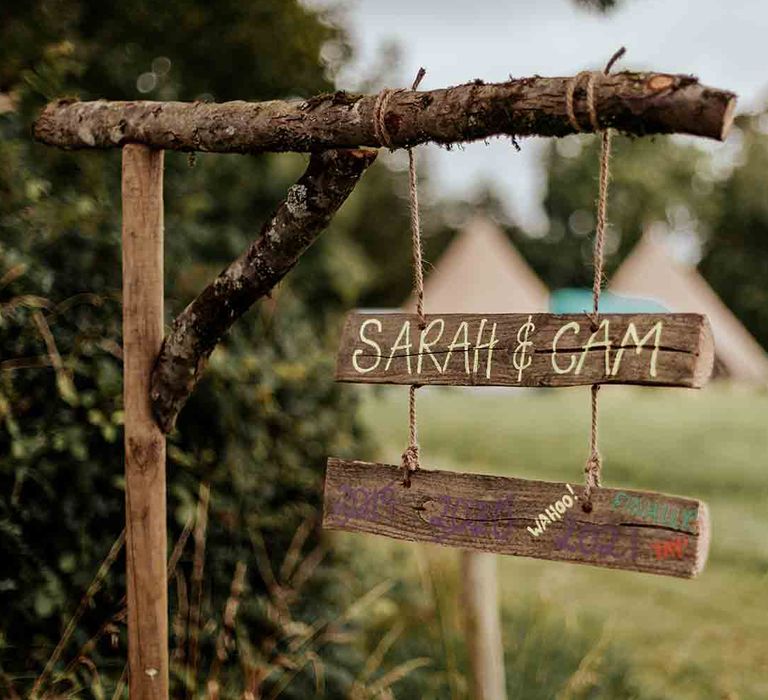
[34,71,736,153]
[150,148,377,433]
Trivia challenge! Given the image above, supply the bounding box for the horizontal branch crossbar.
[34,71,736,153]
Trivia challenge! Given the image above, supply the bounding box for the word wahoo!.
[336,312,714,388]
[527,483,578,537]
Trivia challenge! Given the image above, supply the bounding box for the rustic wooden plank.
[335,312,714,389]
[323,459,710,579]
[122,144,169,698]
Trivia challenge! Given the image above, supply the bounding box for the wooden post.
[122,144,168,698]
[461,551,507,700]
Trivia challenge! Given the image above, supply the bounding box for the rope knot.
[401,443,420,487]
[582,450,602,512]
[584,451,602,485]
[565,70,602,133]
[372,67,427,151]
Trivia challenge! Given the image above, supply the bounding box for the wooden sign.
[335,312,714,389]
[323,459,710,578]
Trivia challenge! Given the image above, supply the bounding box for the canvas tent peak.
[404,215,549,314]
[609,232,768,386]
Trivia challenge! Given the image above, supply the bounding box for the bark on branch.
[150,148,377,433]
[34,71,736,153]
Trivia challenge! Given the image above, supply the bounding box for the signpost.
[32,65,735,698]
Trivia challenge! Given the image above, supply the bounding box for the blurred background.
[1,0,767,697]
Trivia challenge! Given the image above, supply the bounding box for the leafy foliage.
[698,117,768,349]
[0,1,403,695]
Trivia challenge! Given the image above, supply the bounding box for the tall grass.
[23,485,430,699]
[20,384,767,698]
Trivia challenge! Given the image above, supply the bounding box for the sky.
[328,0,767,233]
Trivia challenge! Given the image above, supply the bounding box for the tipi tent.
[610,233,768,386]
[406,215,548,314]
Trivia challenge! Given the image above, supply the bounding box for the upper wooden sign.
[336,312,714,389]
[323,458,710,578]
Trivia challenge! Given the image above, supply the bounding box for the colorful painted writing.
[610,492,699,534]
[553,518,640,563]
[329,486,517,545]
[428,494,516,543]
[331,484,396,525]
[651,536,689,560]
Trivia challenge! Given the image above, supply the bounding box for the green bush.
[0,1,385,695]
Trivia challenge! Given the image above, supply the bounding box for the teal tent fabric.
[549,288,668,314]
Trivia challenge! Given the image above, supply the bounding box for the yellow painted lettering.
[385,320,412,374]
[473,319,499,379]
[611,321,663,378]
[442,321,471,374]
[417,318,445,374]
[352,318,383,374]
[551,321,580,374]
[576,319,611,376]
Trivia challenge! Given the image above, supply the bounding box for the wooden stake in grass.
[461,551,507,700]
[122,144,168,699]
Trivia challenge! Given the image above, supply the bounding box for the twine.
[372,88,404,148]
[565,47,625,511]
[377,68,428,487]
[372,67,426,150]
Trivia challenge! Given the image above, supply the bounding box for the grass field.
[334,384,768,699]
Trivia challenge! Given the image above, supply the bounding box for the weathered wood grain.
[335,312,714,389]
[323,459,710,579]
[122,145,168,697]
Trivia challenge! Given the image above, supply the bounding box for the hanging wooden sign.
[323,458,710,578]
[335,312,714,389]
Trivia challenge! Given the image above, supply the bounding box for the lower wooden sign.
[323,458,710,579]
